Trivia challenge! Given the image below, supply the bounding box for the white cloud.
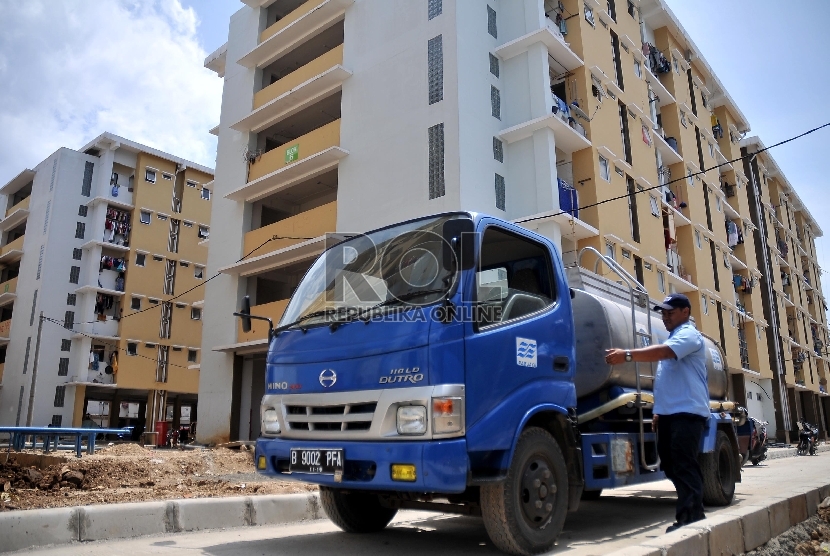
[0,0,222,180]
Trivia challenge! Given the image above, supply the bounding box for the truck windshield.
[280,215,467,328]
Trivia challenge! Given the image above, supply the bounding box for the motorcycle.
[796,419,818,456]
[737,412,769,466]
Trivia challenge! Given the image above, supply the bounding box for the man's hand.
[652,414,659,430]
[605,349,627,365]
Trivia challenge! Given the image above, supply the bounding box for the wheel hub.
[520,457,557,525]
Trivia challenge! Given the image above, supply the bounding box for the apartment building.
[198,0,827,443]
[0,133,213,439]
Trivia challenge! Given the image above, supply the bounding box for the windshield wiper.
[275,307,353,334]
[329,288,449,331]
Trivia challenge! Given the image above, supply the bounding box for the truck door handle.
[553,356,570,372]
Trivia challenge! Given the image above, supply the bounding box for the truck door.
[464,224,576,454]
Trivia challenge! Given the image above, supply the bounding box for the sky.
[0,0,828,274]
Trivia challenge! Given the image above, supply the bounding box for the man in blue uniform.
[605,293,710,533]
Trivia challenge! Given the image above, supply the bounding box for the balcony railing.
[0,318,11,338]
[0,362,4,383]
[237,299,290,344]
[243,201,337,260]
[0,235,25,263]
[5,195,30,217]
[248,120,342,183]
[255,45,344,110]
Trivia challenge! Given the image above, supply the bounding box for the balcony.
[494,24,584,72]
[653,130,683,165]
[643,65,675,109]
[238,0,354,69]
[233,45,351,133]
[0,235,25,264]
[499,100,591,154]
[666,270,698,294]
[227,119,347,203]
[0,196,30,232]
[0,362,4,384]
[244,201,337,260]
[0,276,17,307]
[237,299,290,343]
[0,318,11,344]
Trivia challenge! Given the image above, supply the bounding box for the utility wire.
[515,122,830,226]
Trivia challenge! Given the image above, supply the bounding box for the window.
[428,123,445,199]
[493,137,503,163]
[487,5,497,38]
[194,266,204,279]
[29,289,38,326]
[657,270,666,293]
[153,255,163,262]
[81,162,94,196]
[610,31,624,90]
[716,195,722,212]
[694,230,702,249]
[66,294,76,306]
[618,102,631,163]
[188,349,198,363]
[708,142,714,158]
[63,311,74,329]
[607,0,616,21]
[78,205,88,217]
[201,187,210,200]
[599,155,610,181]
[156,213,168,221]
[427,35,443,105]
[495,174,506,211]
[627,0,636,17]
[757,324,762,339]
[36,245,44,280]
[475,227,555,327]
[73,248,82,261]
[145,169,156,183]
[702,294,709,314]
[136,253,146,267]
[489,53,500,77]
[131,297,141,310]
[680,111,687,128]
[149,298,159,305]
[183,221,193,227]
[58,357,69,376]
[69,266,80,284]
[730,309,735,327]
[673,57,679,74]
[140,211,151,224]
[191,307,202,320]
[160,302,173,339]
[55,386,66,407]
[155,345,170,383]
[644,261,652,271]
[179,261,189,268]
[51,415,62,427]
[584,3,595,26]
[75,222,85,239]
[627,177,640,242]
[622,249,631,259]
[198,225,209,240]
[491,86,501,119]
[175,302,186,308]
[43,201,50,234]
[162,173,172,181]
[61,339,71,351]
[163,260,176,296]
[605,242,615,260]
[634,60,641,79]
[428,0,442,19]
[172,346,182,352]
[649,196,660,217]
[687,168,694,186]
[127,342,137,356]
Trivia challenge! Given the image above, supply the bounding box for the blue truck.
[244,212,742,555]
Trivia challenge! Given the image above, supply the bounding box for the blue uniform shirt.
[653,321,710,418]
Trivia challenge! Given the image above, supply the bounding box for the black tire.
[319,487,397,533]
[700,430,736,506]
[581,489,602,501]
[797,441,808,456]
[750,458,761,466]
[480,427,569,555]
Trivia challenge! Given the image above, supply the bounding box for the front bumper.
[255,436,469,493]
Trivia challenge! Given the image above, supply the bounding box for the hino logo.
[319,369,337,388]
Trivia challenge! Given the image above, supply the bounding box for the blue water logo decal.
[516,337,537,368]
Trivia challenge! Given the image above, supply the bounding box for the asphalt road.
[17,450,830,555]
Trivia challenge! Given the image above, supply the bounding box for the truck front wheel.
[319,487,398,533]
[481,427,569,555]
[700,430,736,506]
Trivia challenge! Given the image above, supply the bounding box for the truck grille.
[285,402,377,433]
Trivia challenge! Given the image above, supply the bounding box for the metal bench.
[0,426,133,458]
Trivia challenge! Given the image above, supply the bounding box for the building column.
[71,384,86,427]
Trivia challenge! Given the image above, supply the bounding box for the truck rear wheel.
[700,430,735,506]
[481,427,568,555]
[319,487,397,533]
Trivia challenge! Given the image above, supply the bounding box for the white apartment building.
[0,133,213,434]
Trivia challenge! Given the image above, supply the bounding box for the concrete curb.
[606,483,830,556]
[0,492,322,553]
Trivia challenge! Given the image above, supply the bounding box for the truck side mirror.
[239,296,252,333]
[442,218,475,270]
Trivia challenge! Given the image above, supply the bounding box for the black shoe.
[665,522,684,533]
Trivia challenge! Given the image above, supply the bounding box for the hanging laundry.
[726,221,739,247]
[711,115,724,140]
[110,352,118,374]
[89,351,99,371]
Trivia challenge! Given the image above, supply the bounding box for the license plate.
[289,448,344,475]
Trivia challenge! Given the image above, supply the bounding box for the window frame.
[599,155,611,181]
[191,307,202,321]
[145,169,156,183]
[136,253,146,267]
[140,210,151,225]
[201,187,211,200]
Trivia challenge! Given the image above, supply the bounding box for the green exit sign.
[285,144,299,163]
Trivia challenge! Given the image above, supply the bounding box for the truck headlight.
[261,408,281,435]
[432,397,463,434]
[396,405,427,435]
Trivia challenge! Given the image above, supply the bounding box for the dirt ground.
[745,498,830,555]
[0,443,316,511]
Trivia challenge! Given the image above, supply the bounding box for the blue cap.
[653,293,691,311]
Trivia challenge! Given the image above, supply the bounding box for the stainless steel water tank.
[572,289,728,400]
